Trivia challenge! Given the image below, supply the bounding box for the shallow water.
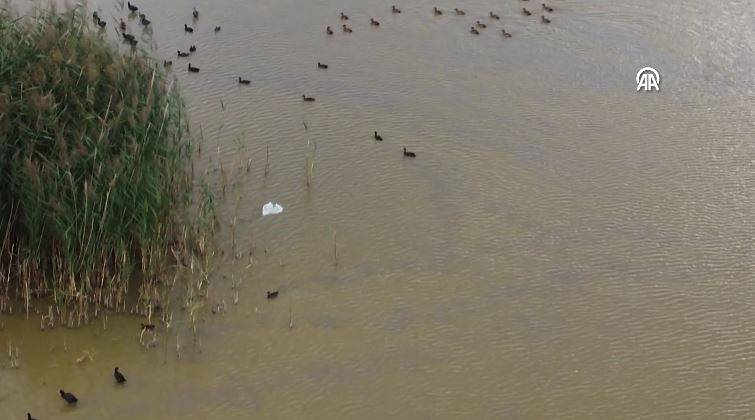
[2,0,755,418]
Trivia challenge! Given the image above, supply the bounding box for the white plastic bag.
[261,202,283,216]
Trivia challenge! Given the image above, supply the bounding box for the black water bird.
[114,367,127,384]
[454,8,465,15]
[326,26,333,35]
[374,131,383,141]
[541,15,551,23]
[267,290,279,299]
[188,63,200,72]
[490,12,500,20]
[127,1,138,12]
[238,77,251,84]
[433,7,442,15]
[392,5,401,13]
[342,24,352,33]
[184,24,194,33]
[140,323,155,331]
[177,50,190,57]
[28,413,38,420]
[128,38,138,46]
[302,95,315,102]
[123,33,135,42]
[193,7,199,18]
[139,14,150,26]
[522,8,532,16]
[403,147,416,158]
[214,26,222,32]
[340,12,349,20]
[542,3,553,12]
[97,19,107,28]
[501,28,512,37]
[370,18,380,26]
[92,11,99,21]
[189,45,196,52]
[470,26,479,35]
[317,62,328,69]
[475,21,487,28]
[60,390,78,405]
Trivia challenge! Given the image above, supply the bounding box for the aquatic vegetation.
[0,6,214,323]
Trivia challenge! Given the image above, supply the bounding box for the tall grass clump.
[0,5,212,323]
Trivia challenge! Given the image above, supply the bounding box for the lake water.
[2,0,754,418]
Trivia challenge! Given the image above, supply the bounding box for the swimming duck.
[214,26,221,32]
[317,62,328,69]
[342,24,352,33]
[470,26,479,35]
[302,95,315,102]
[139,14,150,26]
[374,131,383,141]
[92,11,99,21]
[192,7,199,18]
[403,147,417,158]
[127,2,138,12]
[475,21,487,28]
[267,290,279,299]
[542,3,553,12]
[123,33,135,42]
[60,390,78,405]
[184,24,194,33]
[489,12,500,19]
[140,323,155,331]
[238,77,251,84]
[454,8,465,15]
[189,45,196,52]
[433,7,443,15]
[326,26,333,35]
[541,15,551,23]
[114,367,127,384]
[188,63,200,72]
[340,12,349,20]
[164,60,173,67]
[120,19,126,30]
[501,28,512,37]
[97,19,107,28]
[370,18,380,26]
[522,8,532,16]
[391,5,402,13]
[177,50,190,57]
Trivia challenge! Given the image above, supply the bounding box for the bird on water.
[114,367,127,384]
[60,390,78,405]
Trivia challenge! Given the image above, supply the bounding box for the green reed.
[0,5,214,322]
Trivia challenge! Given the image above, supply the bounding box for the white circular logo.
[636,67,660,91]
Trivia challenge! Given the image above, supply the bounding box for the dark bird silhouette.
[177,50,190,57]
[127,1,138,12]
[433,7,443,15]
[267,290,279,299]
[97,19,107,28]
[326,26,333,35]
[342,24,352,33]
[340,12,349,20]
[114,367,127,384]
[302,95,315,102]
[522,8,532,16]
[123,33,135,42]
[541,15,551,23]
[470,26,479,35]
[193,7,199,18]
[214,26,221,32]
[403,147,416,158]
[128,38,138,46]
[475,21,487,28]
[454,8,465,15]
[374,131,383,141]
[184,24,194,33]
[370,18,380,26]
[92,11,100,22]
[238,77,251,84]
[392,5,401,13]
[542,3,554,12]
[189,45,196,52]
[60,390,78,405]
[139,14,150,26]
[501,28,512,37]
[317,62,328,69]
[140,323,155,331]
[188,63,200,72]
[490,12,500,20]
[28,414,38,420]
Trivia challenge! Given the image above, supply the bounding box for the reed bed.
[0,5,214,325]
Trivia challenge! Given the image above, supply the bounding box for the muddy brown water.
[2,0,754,418]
